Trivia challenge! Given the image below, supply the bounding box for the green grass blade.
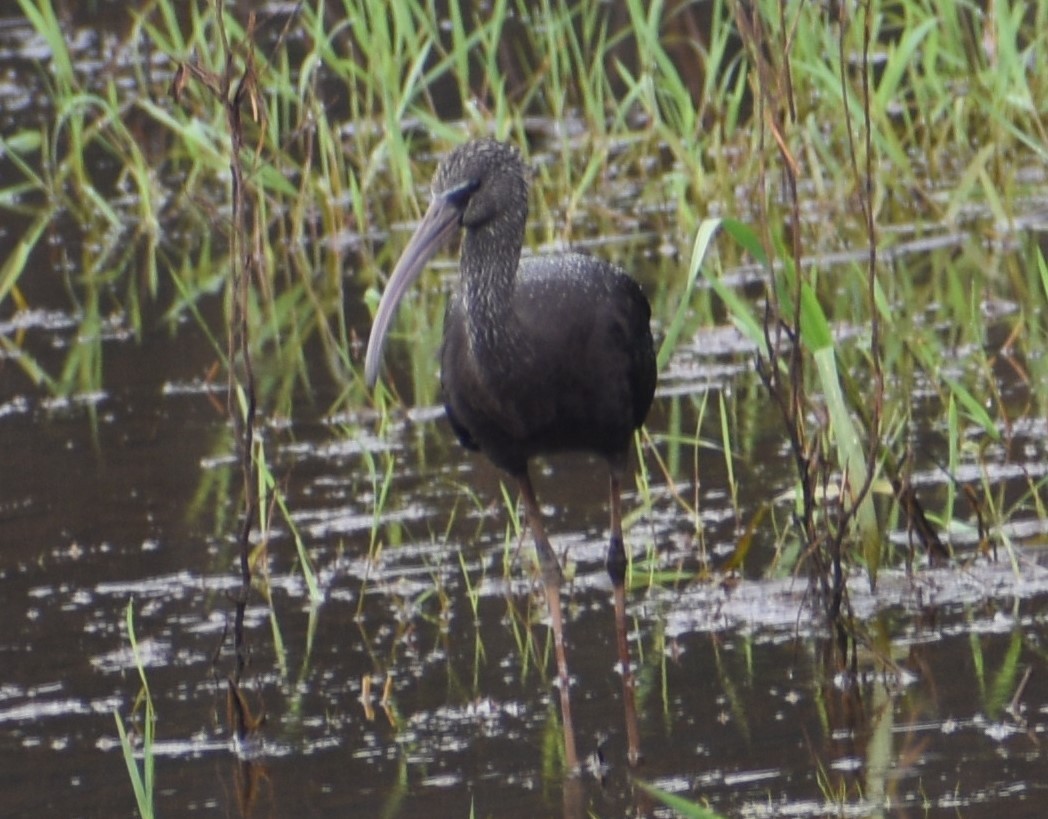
[658,217,720,369]
[814,346,880,582]
[0,209,52,306]
[1037,248,1048,302]
[114,599,155,819]
[113,712,151,815]
[634,780,728,818]
[720,218,767,264]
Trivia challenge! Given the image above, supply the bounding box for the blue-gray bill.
[364,193,461,388]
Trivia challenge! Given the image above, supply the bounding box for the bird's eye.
[443,178,481,207]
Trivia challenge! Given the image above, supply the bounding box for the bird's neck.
[460,220,524,358]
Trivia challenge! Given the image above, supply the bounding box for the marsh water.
[3,3,1048,819]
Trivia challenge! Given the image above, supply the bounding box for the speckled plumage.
[443,252,654,475]
[432,140,656,476]
[364,138,654,768]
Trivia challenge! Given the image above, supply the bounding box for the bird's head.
[432,139,529,232]
[364,139,530,388]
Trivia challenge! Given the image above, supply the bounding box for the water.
[3,3,1048,818]
[5,260,1048,817]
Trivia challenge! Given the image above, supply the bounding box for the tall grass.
[4,0,1046,407]
[3,0,1046,811]
[0,0,1043,765]
[0,0,1039,628]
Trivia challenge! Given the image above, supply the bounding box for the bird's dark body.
[442,254,655,476]
[364,138,655,769]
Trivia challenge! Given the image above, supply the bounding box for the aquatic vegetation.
[2,0,1047,815]
[112,600,157,819]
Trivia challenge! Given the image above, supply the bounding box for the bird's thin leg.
[517,471,580,773]
[607,468,641,765]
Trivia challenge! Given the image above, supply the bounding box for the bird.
[365,138,656,770]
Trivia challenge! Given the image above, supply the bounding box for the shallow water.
[4,3,1048,819]
[5,262,1048,818]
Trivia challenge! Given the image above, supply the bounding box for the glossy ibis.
[365,138,656,770]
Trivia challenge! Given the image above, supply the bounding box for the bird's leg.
[607,469,641,765]
[517,472,580,773]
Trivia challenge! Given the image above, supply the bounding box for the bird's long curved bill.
[364,195,460,388]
